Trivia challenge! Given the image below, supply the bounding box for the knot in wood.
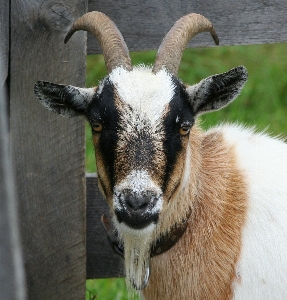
[38,3,72,32]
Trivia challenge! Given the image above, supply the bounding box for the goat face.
[89,67,196,231]
[34,11,248,290]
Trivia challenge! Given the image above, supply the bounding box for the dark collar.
[101,212,190,258]
[150,215,190,257]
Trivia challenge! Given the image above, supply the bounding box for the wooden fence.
[1,0,287,299]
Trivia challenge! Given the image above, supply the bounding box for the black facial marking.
[162,77,195,191]
[87,78,119,187]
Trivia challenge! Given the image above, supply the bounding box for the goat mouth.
[115,209,159,229]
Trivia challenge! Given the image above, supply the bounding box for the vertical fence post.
[10,1,87,298]
[0,1,27,298]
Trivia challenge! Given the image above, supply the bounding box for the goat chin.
[116,222,156,292]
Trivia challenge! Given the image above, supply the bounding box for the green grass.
[85,42,287,299]
[86,278,140,300]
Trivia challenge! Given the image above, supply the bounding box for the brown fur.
[92,134,114,205]
[153,125,202,242]
[143,128,248,300]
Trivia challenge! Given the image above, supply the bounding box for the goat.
[34,11,287,300]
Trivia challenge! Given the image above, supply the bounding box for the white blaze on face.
[109,65,175,128]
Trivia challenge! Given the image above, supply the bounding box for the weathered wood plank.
[88,0,287,54]
[10,1,87,298]
[0,1,27,298]
[0,88,27,300]
[86,174,124,278]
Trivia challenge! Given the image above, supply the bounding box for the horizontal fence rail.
[87,0,287,54]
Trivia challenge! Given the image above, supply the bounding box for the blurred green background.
[85,43,287,299]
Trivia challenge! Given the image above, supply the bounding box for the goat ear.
[186,66,248,116]
[34,81,96,117]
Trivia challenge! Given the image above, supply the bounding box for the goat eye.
[179,125,190,136]
[92,122,103,132]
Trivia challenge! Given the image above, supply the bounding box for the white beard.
[116,222,156,291]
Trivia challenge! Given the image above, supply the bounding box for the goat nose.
[115,190,160,229]
[125,192,150,213]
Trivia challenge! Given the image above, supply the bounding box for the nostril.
[137,195,150,211]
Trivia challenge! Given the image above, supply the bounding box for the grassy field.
[85,42,287,299]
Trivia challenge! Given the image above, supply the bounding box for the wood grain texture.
[86,174,124,278]
[10,1,87,298]
[0,1,27,298]
[88,0,287,54]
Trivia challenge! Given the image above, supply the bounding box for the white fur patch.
[211,124,287,299]
[109,66,175,127]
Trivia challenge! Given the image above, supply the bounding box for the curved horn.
[152,13,219,75]
[65,11,132,73]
